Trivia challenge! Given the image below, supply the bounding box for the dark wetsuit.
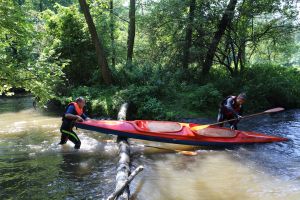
[217,96,243,130]
[59,104,87,149]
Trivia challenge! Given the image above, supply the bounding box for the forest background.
[1,0,300,119]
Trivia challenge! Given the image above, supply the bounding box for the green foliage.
[1,0,300,120]
[241,64,300,110]
[113,84,165,119]
[42,4,97,86]
[111,62,165,86]
[53,63,300,120]
[0,0,67,104]
[55,84,166,119]
[250,36,300,66]
[182,84,222,111]
[208,64,300,112]
[60,85,118,117]
[30,0,74,11]
[137,97,164,119]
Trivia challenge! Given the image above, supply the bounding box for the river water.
[0,97,300,200]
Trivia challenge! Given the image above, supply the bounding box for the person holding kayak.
[217,93,246,130]
[59,97,90,149]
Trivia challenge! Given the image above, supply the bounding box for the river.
[0,96,300,199]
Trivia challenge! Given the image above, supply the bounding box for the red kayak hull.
[75,120,288,146]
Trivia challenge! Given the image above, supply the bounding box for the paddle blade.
[177,151,198,156]
[190,125,210,132]
[264,107,285,113]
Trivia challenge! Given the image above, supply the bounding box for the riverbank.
[47,64,300,120]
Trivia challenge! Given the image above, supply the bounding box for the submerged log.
[116,103,130,200]
[107,102,143,200]
[115,137,130,200]
[107,166,144,200]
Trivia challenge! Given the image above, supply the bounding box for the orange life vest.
[68,102,83,116]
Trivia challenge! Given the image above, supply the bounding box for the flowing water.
[0,96,300,200]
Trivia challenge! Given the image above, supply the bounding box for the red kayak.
[75,120,288,146]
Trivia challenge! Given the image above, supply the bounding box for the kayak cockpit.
[131,120,237,138]
[193,127,237,138]
[132,120,183,133]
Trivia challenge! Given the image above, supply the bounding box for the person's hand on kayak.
[76,115,84,122]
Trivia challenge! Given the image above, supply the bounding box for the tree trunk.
[202,0,237,75]
[39,0,43,12]
[230,39,238,75]
[126,0,136,65]
[78,0,112,84]
[110,0,116,68]
[182,0,196,69]
[238,40,246,72]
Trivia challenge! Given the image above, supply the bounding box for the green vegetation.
[1,0,300,119]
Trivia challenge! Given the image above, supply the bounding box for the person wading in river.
[59,97,90,149]
[217,93,246,130]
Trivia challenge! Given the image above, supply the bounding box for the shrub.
[241,64,300,110]
[182,83,222,111]
[113,84,166,119]
[137,97,165,119]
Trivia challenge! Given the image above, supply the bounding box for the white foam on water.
[26,144,43,150]
[77,133,100,152]
[29,152,36,157]
[104,143,118,155]
[41,132,115,156]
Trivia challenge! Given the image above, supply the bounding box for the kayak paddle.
[191,107,285,131]
[144,145,198,156]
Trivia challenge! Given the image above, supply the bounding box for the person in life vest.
[59,97,90,149]
[217,93,246,130]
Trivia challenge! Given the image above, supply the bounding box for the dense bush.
[112,84,166,119]
[179,83,222,111]
[54,64,300,120]
[241,64,300,110]
[43,5,97,86]
[208,64,300,112]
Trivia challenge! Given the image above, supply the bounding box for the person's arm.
[81,113,90,121]
[64,105,84,122]
[65,113,83,121]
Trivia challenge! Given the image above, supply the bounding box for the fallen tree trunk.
[116,103,130,200]
[107,166,144,200]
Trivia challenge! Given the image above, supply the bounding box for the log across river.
[0,96,300,199]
